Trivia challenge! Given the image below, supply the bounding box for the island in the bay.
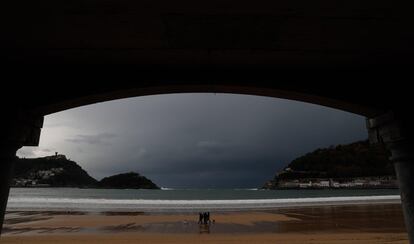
[262,140,398,189]
[11,154,160,189]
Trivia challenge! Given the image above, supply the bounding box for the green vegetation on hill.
[13,155,160,189]
[13,155,98,187]
[99,172,160,189]
[279,140,394,180]
[263,140,395,189]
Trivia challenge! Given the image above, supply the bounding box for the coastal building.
[274,177,397,189]
[299,181,312,188]
[280,182,300,188]
[319,181,330,187]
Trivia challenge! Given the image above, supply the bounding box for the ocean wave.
[160,187,174,190]
[7,195,401,212]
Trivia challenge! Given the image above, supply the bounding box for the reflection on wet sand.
[3,204,407,235]
[2,204,409,244]
[199,223,210,234]
[271,203,406,233]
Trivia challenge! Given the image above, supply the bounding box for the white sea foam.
[7,195,401,212]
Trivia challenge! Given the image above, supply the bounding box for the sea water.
[6,188,401,212]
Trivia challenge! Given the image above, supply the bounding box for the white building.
[319,181,330,187]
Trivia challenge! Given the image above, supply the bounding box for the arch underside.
[31,83,379,117]
[2,0,413,117]
[6,67,405,118]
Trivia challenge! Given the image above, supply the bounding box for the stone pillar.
[0,145,21,235]
[367,112,414,243]
[0,113,43,235]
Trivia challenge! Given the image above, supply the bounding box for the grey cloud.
[42,122,66,128]
[65,133,117,146]
[17,147,55,158]
[40,93,367,187]
[17,147,37,158]
[197,140,225,148]
[196,140,230,155]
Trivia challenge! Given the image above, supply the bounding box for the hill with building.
[262,140,398,189]
[13,154,98,187]
[12,154,160,189]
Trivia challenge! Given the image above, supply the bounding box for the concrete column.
[0,113,43,236]
[367,112,414,243]
[389,141,414,242]
[0,144,21,235]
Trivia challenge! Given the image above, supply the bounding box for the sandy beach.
[1,203,409,243]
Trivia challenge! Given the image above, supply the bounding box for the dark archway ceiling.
[1,0,413,116]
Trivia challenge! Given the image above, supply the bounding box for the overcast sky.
[17,93,367,188]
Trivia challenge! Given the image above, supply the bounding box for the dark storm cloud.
[196,140,229,154]
[25,93,367,188]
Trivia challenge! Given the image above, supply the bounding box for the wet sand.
[1,203,409,243]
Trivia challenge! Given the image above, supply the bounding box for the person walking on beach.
[198,212,203,224]
[203,212,208,224]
